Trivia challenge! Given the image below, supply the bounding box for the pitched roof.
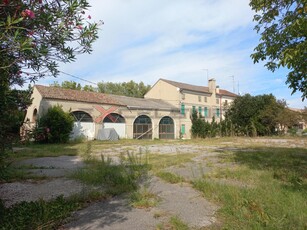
[160,78,237,97]
[35,85,124,106]
[35,85,178,111]
[111,94,179,111]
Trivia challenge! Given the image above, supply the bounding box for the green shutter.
[216,108,220,117]
[198,106,202,115]
[204,107,208,117]
[181,104,185,115]
[181,124,185,134]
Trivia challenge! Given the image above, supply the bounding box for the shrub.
[34,105,74,143]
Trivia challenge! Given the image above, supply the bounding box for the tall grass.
[193,147,307,229]
[72,145,150,195]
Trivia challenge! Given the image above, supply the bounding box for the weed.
[72,151,149,196]
[0,191,108,230]
[156,171,184,184]
[193,146,307,229]
[130,188,160,209]
[157,216,189,230]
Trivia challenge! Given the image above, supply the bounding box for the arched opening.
[70,111,95,140]
[32,109,38,123]
[159,116,174,139]
[103,113,125,123]
[71,111,93,122]
[103,113,126,138]
[133,115,152,139]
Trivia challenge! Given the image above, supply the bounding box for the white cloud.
[35,0,305,108]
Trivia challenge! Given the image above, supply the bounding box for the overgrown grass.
[156,216,189,230]
[156,171,184,184]
[72,145,150,196]
[0,191,107,230]
[130,187,160,209]
[193,146,307,229]
[148,153,197,172]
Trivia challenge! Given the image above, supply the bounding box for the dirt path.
[64,176,217,230]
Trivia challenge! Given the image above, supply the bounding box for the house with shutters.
[22,78,237,140]
[144,78,237,138]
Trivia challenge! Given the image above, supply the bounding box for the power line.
[59,71,98,85]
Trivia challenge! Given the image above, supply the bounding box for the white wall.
[71,122,95,140]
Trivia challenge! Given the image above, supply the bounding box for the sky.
[36,0,306,109]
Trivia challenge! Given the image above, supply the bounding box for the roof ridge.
[160,78,237,97]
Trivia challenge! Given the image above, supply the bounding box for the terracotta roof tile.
[35,85,178,110]
[35,85,124,106]
[161,78,237,97]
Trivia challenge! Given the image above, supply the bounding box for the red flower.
[88,15,91,19]
[25,9,35,19]
[76,25,82,29]
[3,0,9,5]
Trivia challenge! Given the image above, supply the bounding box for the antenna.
[202,69,209,84]
[229,75,235,93]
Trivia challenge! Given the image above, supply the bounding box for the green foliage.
[157,216,189,230]
[34,105,74,143]
[226,94,298,136]
[250,0,307,99]
[97,80,151,97]
[0,0,99,156]
[50,79,151,97]
[73,150,149,195]
[156,171,184,184]
[51,81,82,90]
[193,146,307,229]
[0,192,107,230]
[130,188,160,209]
[191,111,220,138]
[0,85,32,154]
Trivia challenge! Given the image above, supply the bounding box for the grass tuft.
[130,188,160,209]
[157,216,189,230]
[156,171,184,184]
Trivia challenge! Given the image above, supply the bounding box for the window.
[181,104,185,115]
[204,107,208,117]
[198,106,202,115]
[32,109,38,122]
[216,98,219,104]
[225,100,228,105]
[181,93,185,100]
[204,97,207,102]
[192,106,196,113]
[181,124,186,134]
[216,108,220,117]
[71,111,93,122]
[198,95,201,102]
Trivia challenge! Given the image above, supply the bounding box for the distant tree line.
[50,80,151,98]
[191,94,307,138]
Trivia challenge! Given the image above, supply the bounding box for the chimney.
[208,78,216,93]
[216,85,220,94]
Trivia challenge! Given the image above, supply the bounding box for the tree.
[51,80,82,90]
[0,0,99,153]
[250,0,307,99]
[97,80,151,97]
[226,93,300,136]
[34,105,74,143]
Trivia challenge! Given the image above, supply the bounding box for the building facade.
[144,78,237,138]
[23,78,237,140]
